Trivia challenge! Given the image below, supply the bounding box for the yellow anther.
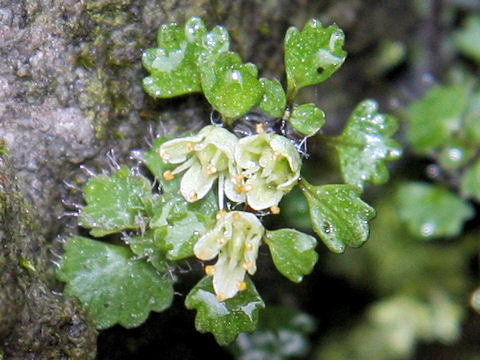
[163,170,175,181]
[272,151,281,160]
[206,165,217,175]
[216,210,228,219]
[204,265,215,276]
[216,293,226,302]
[237,281,248,291]
[244,243,253,251]
[242,261,253,271]
[235,184,252,193]
[255,123,265,134]
[232,173,244,184]
[217,236,226,245]
[270,205,281,215]
[233,212,241,221]
[160,150,169,161]
[186,142,194,151]
[189,191,198,201]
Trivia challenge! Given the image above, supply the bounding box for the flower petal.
[180,160,217,202]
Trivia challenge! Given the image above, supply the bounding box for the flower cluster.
[159,125,301,211]
[159,124,301,300]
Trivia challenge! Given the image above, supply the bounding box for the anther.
[233,212,241,221]
[237,281,248,291]
[270,205,280,215]
[206,165,217,175]
[163,170,175,181]
[242,261,253,271]
[244,243,253,251]
[217,293,226,302]
[255,123,265,134]
[272,151,281,160]
[216,210,227,219]
[186,142,194,151]
[235,184,252,193]
[160,150,169,161]
[232,174,244,184]
[217,236,226,245]
[189,191,198,201]
[204,265,215,276]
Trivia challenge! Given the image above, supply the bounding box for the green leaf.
[259,78,287,118]
[335,100,402,188]
[454,15,480,64]
[79,166,154,237]
[437,138,475,171]
[143,17,230,98]
[200,52,264,121]
[464,91,480,144]
[185,276,265,345]
[461,159,480,202]
[300,180,376,253]
[284,19,346,99]
[57,236,174,329]
[395,182,474,239]
[406,85,469,153]
[289,103,325,137]
[230,306,316,360]
[264,229,318,282]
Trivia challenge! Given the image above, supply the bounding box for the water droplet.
[447,147,463,162]
[420,222,435,237]
[154,89,162,96]
[470,288,480,312]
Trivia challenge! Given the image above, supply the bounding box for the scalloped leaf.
[259,78,287,118]
[396,182,474,239]
[264,229,318,282]
[79,166,154,237]
[335,100,402,188]
[284,18,346,99]
[289,103,325,137]
[300,180,376,253]
[57,236,174,329]
[406,85,469,153]
[143,17,230,98]
[185,276,265,345]
[454,15,480,64]
[199,51,263,121]
[127,231,169,272]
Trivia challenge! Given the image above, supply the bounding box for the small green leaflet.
[335,100,402,188]
[230,306,316,360]
[284,18,346,99]
[185,276,265,345]
[264,229,318,283]
[454,15,480,64]
[406,84,469,153]
[127,230,169,272]
[461,159,480,201]
[57,236,174,329]
[259,78,287,118]
[199,51,263,121]
[395,182,474,239]
[300,180,376,253]
[289,103,325,137]
[79,166,155,237]
[142,17,230,98]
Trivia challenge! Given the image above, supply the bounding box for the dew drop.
[420,222,435,237]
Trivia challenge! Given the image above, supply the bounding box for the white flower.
[232,133,301,210]
[159,125,238,202]
[194,211,264,301]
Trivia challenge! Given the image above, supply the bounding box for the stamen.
[204,265,215,276]
[160,149,169,161]
[189,191,198,201]
[163,170,175,181]
[206,165,217,175]
[235,184,252,193]
[244,243,253,251]
[186,142,194,151]
[237,281,248,291]
[217,236,226,245]
[242,261,253,270]
[233,212,241,221]
[217,293,226,302]
[255,123,265,134]
[216,210,228,219]
[270,205,280,215]
[232,173,244,184]
[272,151,281,160]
